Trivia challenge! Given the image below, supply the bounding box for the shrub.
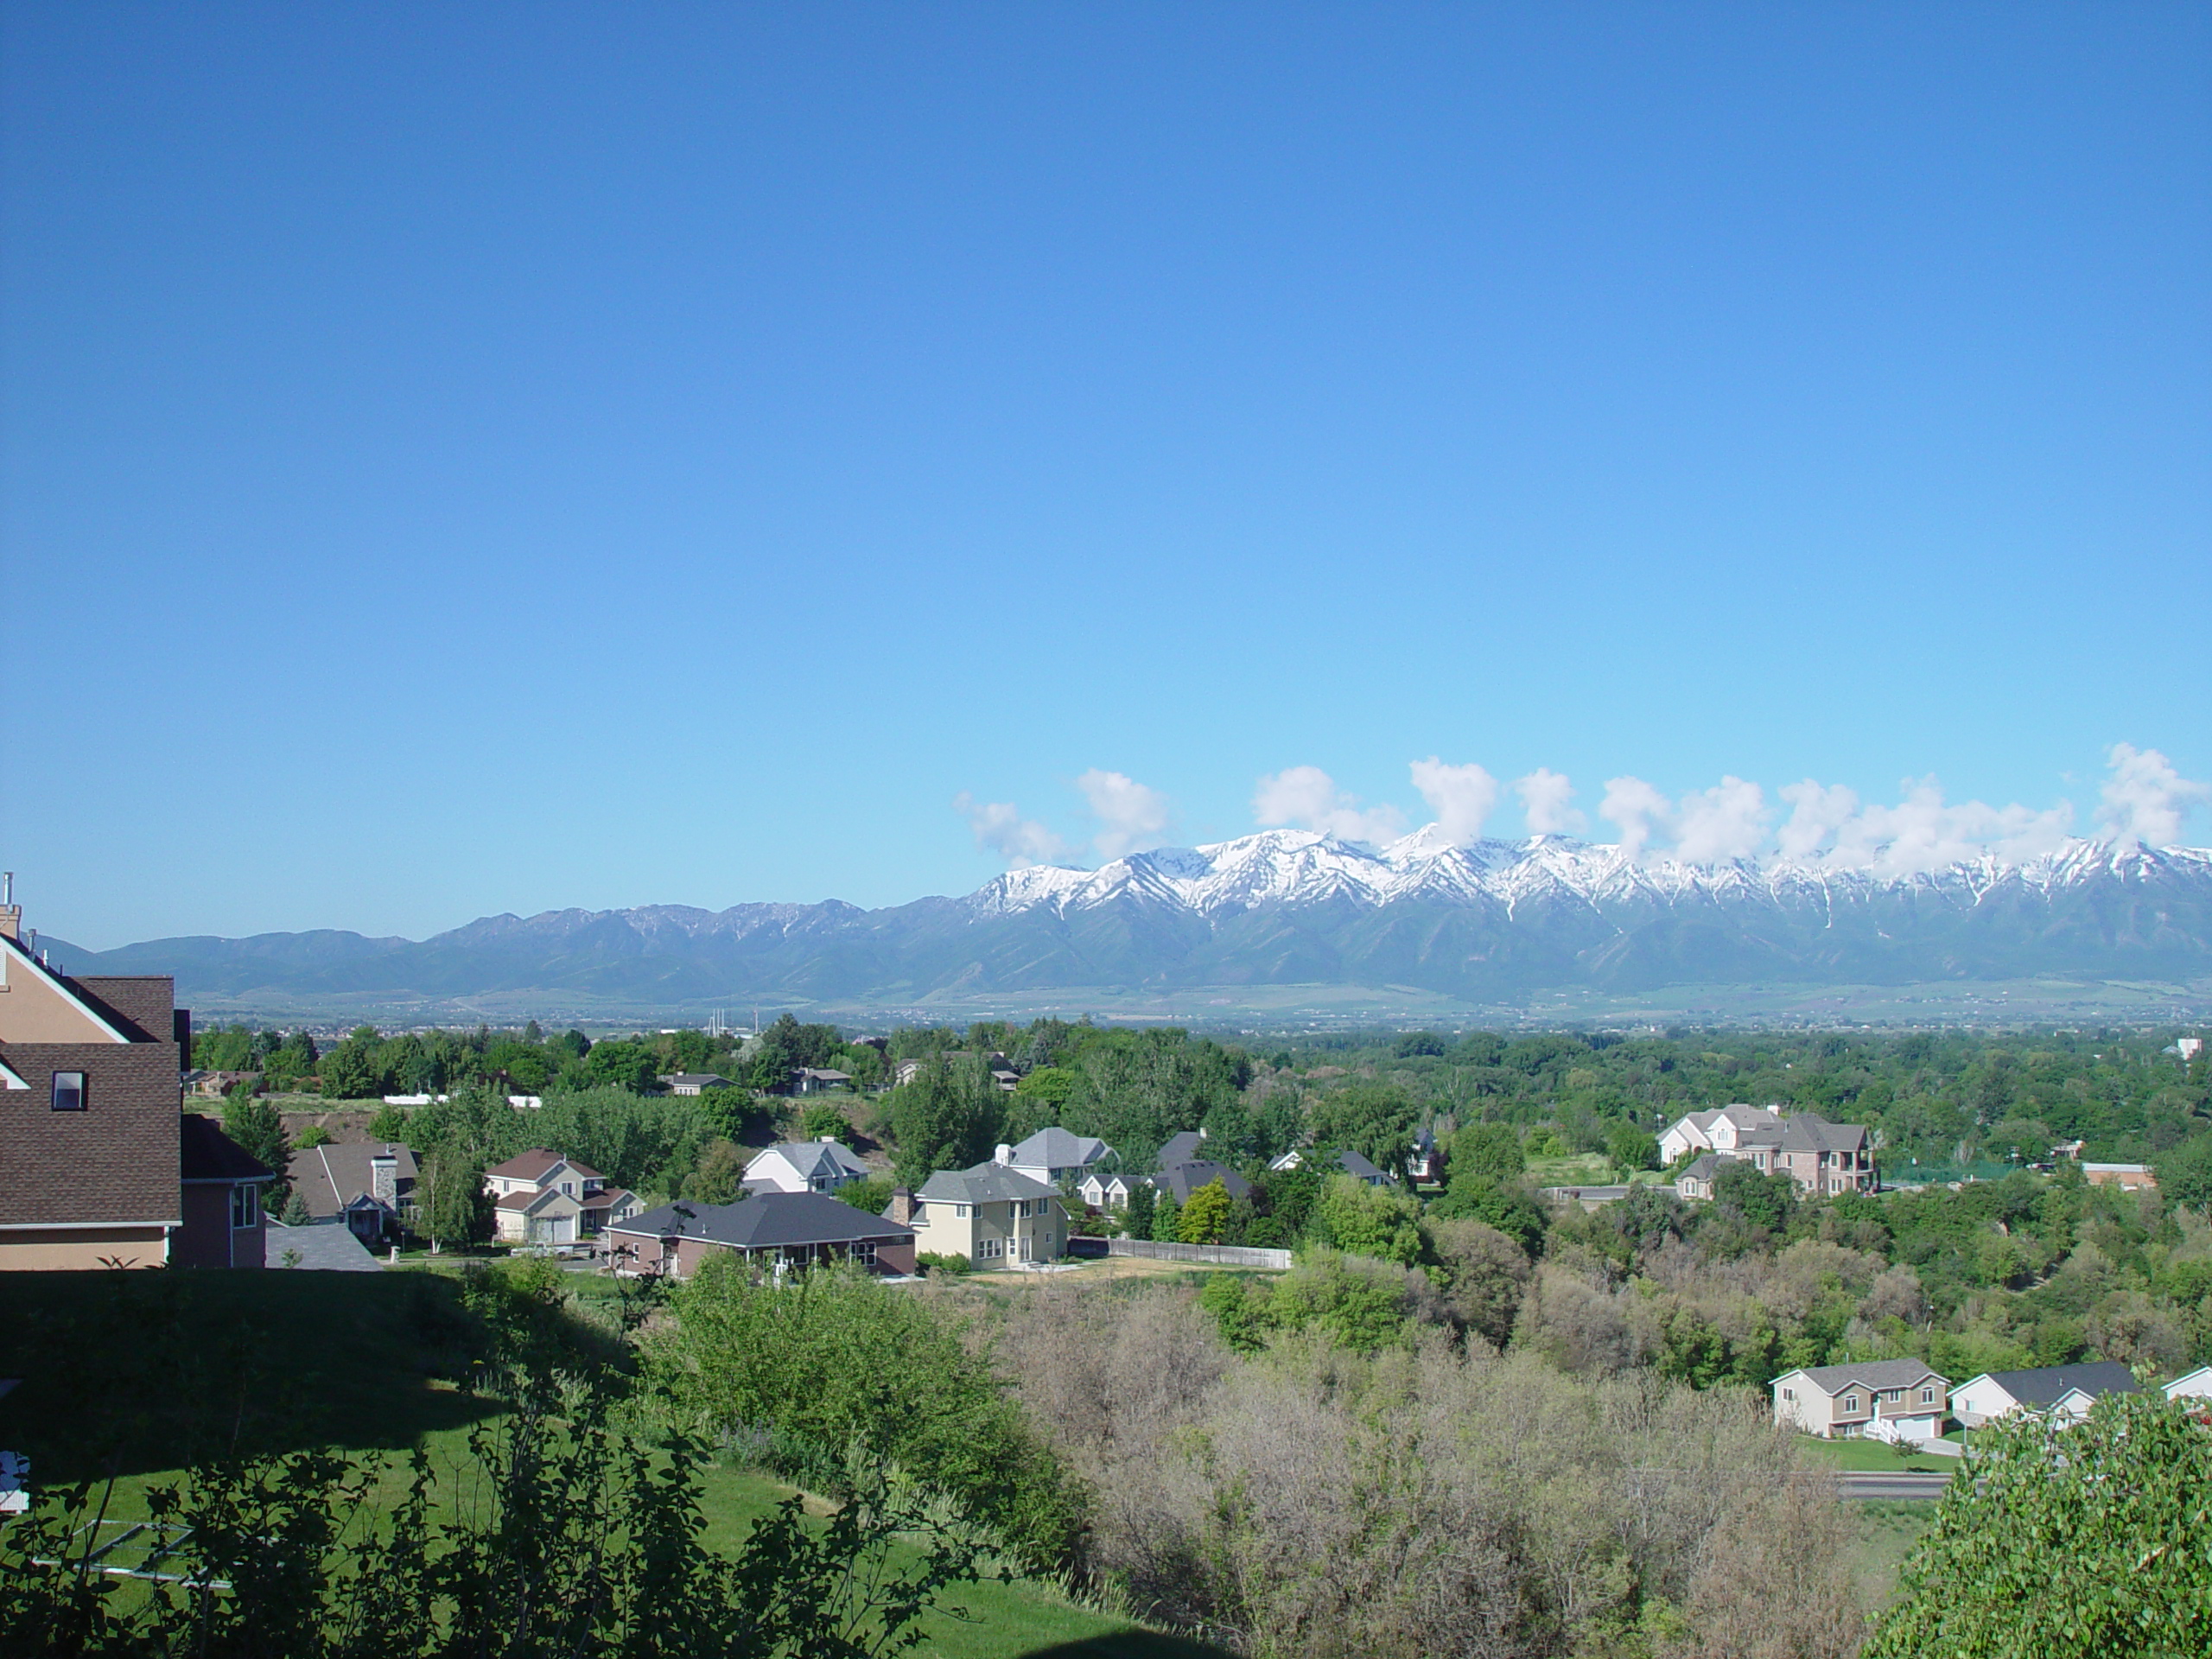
[915,1251,974,1276]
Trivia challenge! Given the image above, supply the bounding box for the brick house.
[0,894,265,1270]
[605,1190,915,1279]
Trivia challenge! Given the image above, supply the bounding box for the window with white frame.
[230,1184,259,1230]
[955,1203,969,1217]
[1920,1387,1935,1404]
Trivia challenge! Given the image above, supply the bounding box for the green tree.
[1177,1179,1234,1244]
[1123,1182,1156,1242]
[221,1086,292,1210]
[364,1102,410,1142]
[1711,1159,1796,1232]
[798,1102,847,1141]
[419,1147,493,1249]
[887,1056,1002,1185]
[685,1138,747,1205]
[317,1040,381,1102]
[1307,1084,1419,1180]
[585,1039,658,1092]
[840,1175,893,1218]
[1605,1122,1658,1173]
[1151,1190,1182,1242]
[1313,1173,1423,1265]
[1450,1122,1525,1185]
[1868,1393,2212,1659]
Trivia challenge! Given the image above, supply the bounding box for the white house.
[1659,1104,1783,1166]
[744,1138,871,1195]
[1950,1362,2140,1427]
[1770,1360,1949,1443]
[1006,1127,1115,1185]
[1269,1147,1395,1186]
[2162,1365,2212,1402]
[1076,1170,1133,1211]
[482,1147,640,1245]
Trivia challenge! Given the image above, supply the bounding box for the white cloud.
[1599,775,1674,861]
[1674,776,1770,863]
[953,792,1071,869]
[1515,768,1588,836]
[1776,780,1861,861]
[2096,742,2212,847]
[1408,758,1501,847]
[1252,765,1408,845]
[1824,779,2074,875]
[1076,768,1173,860]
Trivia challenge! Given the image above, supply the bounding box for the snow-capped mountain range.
[56,830,2212,1012]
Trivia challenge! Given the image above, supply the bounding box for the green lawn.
[1793,1435,1959,1476]
[0,1269,1224,1658]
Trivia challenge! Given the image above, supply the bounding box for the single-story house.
[2164,1365,2212,1402]
[791,1068,853,1094]
[894,1155,1065,1268]
[1154,1159,1252,1205]
[1269,1147,1395,1186]
[174,1113,276,1270]
[745,1138,870,1195]
[1006,1127,1115,1185]
[1077,1170,1133,1211]
[286,1141,419,1248]
[659,1073,734,1096]
[1770,1360,1949,1442]
[264,1218,383,1272]
[2082,1163,2157,1192]
[1674,1154,1723,1201]
[605,1191,915,1280]
[1951,1361,2140,1427]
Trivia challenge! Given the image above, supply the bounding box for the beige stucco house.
[1771,1359,1949,1442]
[893,1154,1065,1268]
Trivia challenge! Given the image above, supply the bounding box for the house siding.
[0,1039,182,1229]
[0,1224,169,1271]
[174,1181,264,1269]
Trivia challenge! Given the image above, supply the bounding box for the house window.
[1842,1395,1859,1414]
[854,1240,877,1267]
[1921,1388,1935,1404]
[51,1071,86,1111]
[955,1203,969,1217]
[1782,1388,1796,1401]
[560,1181,574,1196]
[230,1184,259,1230]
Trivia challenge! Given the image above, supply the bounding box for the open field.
[0,1269,1224,1658]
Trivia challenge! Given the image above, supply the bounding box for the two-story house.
[0,890,266,1271]
[483,1147,640,1246]
[1770,1360,1949,1443]
[1664,1105,1875,1198]
[893,1152,1066,1268]
[1004,1128,1115,1186]
[744,1138,870,1195]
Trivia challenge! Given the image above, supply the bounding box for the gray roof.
[264,1220,384,1272]
[1676,1154,1722,1182]
[1333,1148,1392,1183]
[1780,1115,1868,1154]
[917,1161,1060,1205]
[747,1140,869,1182]
[609,1190,914,1250]
[1974,1362,2140,1408]
[1010,1127,1114,1169]
[1786,1359,1948,1395]
[286,1141,417,1219]
[1155,1160,1252,1205]
[1156,1130,1208,1170]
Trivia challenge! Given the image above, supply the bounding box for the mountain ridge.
[48,830,2212,1013]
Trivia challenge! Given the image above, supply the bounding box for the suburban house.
[893,1153,1067,1268]
[606,1190,915,1280]
[1951,1362,2140,1427]
[892,1052,1019,1091]
[1154,1158,1252,1205]
[1660,1103,1783,1166]
[1674,1154,1723,1201]
[174,1113,276,1268]
[482,1148,642,1246]
[1770,1360,1950,1442]
[659,1072,734,1096]
[1269,1147,1395,1186]
[2164,1366,2212,1402]
[2082,1163,2157,1192]
[791,1067,854,1094]
[1077,1170,1134,1211]
[0,898,194,1271]
[1006,1127,1115,1185]
[1662,1106,1874,1198]
[1407,1127,1444,1185]
[1156,1128,1210,1166]
[288,1141,417,1248]
[744,1138,870,1195]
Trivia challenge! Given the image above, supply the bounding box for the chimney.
[0,872,17,943]
[371,1149,398,1205]
[887,1187,916,1225]
[994,1142,1014,1166]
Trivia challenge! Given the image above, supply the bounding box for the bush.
[915,1250,974,1276]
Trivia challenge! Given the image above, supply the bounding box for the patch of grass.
[1841,1500,1935,1614]
[1523,1153,1620,1186]
[1793,1435,1957,1476]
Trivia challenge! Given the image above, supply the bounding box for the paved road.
[1834,1471,1955,1501]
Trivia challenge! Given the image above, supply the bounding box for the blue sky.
[5,3,2208,948]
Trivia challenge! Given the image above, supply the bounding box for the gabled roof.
[495,1186,580,1215]
[608,1190,913,1250]
[485,1147,603,1183]
[661,1072,735,1089]
[582,1185,637,1211]
[180,1114,276,1183]
[1010,1127,1113,1169]
[265,1219,383,1272]
[1966,1362,2140,1408]
[747,1140,869,1182]
[1155,1130,1208,1170]
[1778,1359,1947,1396]
[286,1142,417,1220]
[1155,1160,1252,1205]
[0,934,134,1045]
[1078,1169,1131,1190]
[917,1162,1060,1205]
[1779,1115,1868,1154]
[1676,1154,1722,1182]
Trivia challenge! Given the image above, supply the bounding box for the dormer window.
[51,1071,86,1111]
